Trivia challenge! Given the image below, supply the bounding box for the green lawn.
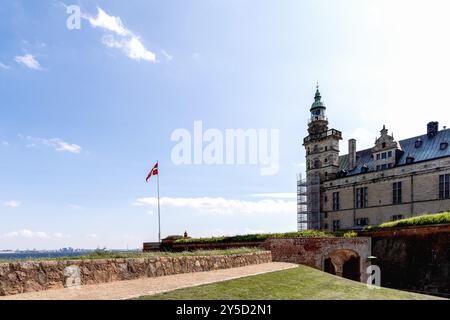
[138,265,444,300]
[366,212,450,230]
[174,230,357,245]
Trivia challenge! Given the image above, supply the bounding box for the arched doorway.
[323,249,361,282]
[342,256,360,281]
[324,258,336,275]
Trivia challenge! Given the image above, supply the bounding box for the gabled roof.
[338,128,450,176]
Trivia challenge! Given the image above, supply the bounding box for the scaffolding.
[297,174,321,231]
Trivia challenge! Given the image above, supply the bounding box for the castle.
[298,86,450,231]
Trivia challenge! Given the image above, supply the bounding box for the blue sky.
[1,0,450,249]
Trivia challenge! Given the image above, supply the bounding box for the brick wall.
[261,237,371,282]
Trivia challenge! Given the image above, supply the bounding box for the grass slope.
[138,265,443,300]
[175,230,357,244]
[366,212,450,230]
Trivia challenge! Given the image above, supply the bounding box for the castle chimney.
[349,139,356,170]
[427,121,439,137]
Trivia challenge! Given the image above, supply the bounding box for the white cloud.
[68,204,84,210]
[21,135,82,154]
[87,233,98,239]
[102,34,156,62]
[85,7,156,62]
[4,200,21,208]
[4,229,49,239]
[2,229,69,239]
[14,54,42,70]
[87,7,130,36]
[0,62,10,70]
[243,227,266,234]
[161,49,173,62]
[1,141,9,147]
[250,193,297,199]
[133,196,295,215]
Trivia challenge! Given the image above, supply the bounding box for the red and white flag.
[146,162,158,182]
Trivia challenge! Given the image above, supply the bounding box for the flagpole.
[157,160,161,243]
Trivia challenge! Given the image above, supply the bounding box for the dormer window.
[406,155,415,164]
[382,142,386,148]
[360,164,369,173]
[440,142,448,150]
[415,139,423,148]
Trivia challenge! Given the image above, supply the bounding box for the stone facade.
[302,87,450,231]
[322,157,450,229]
[0,252,272,296]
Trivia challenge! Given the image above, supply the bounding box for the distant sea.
[0,251,93,261]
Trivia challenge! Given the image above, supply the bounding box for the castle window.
[388,151,392,157]
[440,142,448,150]
[382,142,386,148]
[392,215,404,221]
[393,181,402,204]
[376,154,380,160]
[439,174,450,199]
[376,165,380,171]
[325,146,328,151]
[415,139,423,148]
[332,220,340,231]
[388,163,392,168]
[355,187,368,208]
[355,218,369,226]
[381,164,387,170]
[324,223,328,230]
[332,192,340,211]
[382,152,387,159]
[314,159,321,169]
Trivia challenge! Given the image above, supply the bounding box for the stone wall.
[147,237,372,283]
[0,251,272,296]
[360,224,450,297]
[261,237,372,283]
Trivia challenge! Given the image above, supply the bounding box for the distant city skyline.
[1,0,450,249]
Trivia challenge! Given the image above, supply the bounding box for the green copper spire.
[310,83,326,111]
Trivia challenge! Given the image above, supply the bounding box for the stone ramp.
[0,262,297,300]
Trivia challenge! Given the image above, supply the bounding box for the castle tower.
[303,85,342,182]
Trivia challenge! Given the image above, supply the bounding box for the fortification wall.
[0,251,272,296]
[360,224,450,297]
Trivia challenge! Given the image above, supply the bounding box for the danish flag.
[146,162,158,182]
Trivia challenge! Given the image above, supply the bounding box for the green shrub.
[366,212,450,230]
[174,230,357,244]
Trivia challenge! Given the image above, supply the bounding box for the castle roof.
[338,128,450,176]
[310,86,326,111]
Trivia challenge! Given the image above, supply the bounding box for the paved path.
[0,262,297,300]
